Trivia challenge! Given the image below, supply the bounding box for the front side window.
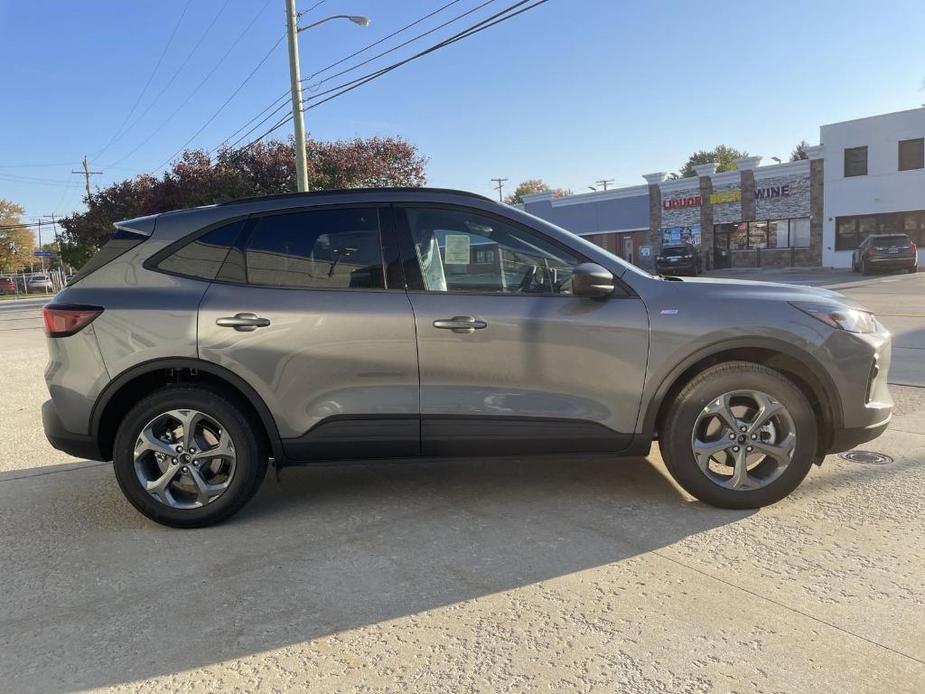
[899,138,924,171]
[242,208,384,289]
[157,220,245,280]
[844,146,868,177]
[405,207,579,294]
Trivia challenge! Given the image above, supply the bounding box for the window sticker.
[443,235,471,265]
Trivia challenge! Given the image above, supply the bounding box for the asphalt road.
[1,273,923,692]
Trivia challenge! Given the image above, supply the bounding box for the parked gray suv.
[42,188,893,527]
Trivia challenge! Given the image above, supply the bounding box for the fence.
[0,268,68,297]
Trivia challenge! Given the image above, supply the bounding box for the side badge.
[660,309,679,315]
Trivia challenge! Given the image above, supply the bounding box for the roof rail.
[215,187,495,207]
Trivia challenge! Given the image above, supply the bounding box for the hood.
[657,275,870,311]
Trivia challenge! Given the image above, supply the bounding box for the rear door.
[394,204,649,456]
[197,205,420,461]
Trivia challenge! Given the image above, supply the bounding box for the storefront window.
[729,222,749,250]
[660,225,701,246]
[836,211,923,250]
[836,218,858,250]
[748,221,768,249]
[766,220,788,248]
[790,218,811,247]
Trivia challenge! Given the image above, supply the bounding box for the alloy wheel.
[133,409,236,509]
[690,390,796,491]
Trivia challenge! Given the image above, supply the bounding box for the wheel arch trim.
[90,357,284,460]
[640,336,843,436]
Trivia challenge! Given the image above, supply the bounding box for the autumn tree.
[505,179,572,205]
[0,200,34,273]
[59,136,427,267]
[678,145,749,178]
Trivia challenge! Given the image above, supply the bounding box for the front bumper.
[42,399,105,461]
[828,416,892,453]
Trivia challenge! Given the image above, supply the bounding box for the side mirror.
[571,262,615,298]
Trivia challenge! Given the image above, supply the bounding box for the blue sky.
[1,0,923,230]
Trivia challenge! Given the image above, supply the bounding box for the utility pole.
[595,179,614,192]
[72,156,102,200]
[491,177,508,202]
[285,0,309,192]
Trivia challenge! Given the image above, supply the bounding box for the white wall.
[821,108,925,268]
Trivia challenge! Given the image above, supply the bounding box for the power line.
[103,0,234,160]
[304,0,464,83]
[106,0,277,170]
[302,0,497,92]
[94,0,194,160]
[240,0,551,149]
[72,156,103,199]
[215,0,468,155]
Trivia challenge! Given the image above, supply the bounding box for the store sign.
[709,190,741,204]
[755,184,791,199]
[662,194,701,209]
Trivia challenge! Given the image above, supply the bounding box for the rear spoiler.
[114,214,158,237]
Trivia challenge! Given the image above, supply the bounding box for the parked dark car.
[655,243,702,276]
[852,233,918,275]
[0,277,16,294]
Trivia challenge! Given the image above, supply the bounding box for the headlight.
[790,301,878,334]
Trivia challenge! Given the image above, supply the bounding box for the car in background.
[852,233,918,275]
[0,277,16,294]
[27,275,54,292]
[655,242,702,276]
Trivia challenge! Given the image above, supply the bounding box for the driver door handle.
[216,313,271,332]
[433,315,487,334]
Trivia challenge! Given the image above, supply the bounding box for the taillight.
[42,305,103,337]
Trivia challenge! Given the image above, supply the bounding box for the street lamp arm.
[298,15,370,32]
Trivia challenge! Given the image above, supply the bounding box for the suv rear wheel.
[113,385,267,528]
[660,361,817,509]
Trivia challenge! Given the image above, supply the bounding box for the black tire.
[659,361,817,509]
[113,385,268,528]
[909,264,918,274]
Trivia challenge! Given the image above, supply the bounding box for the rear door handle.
[433,315,487,334]
[216,313,271,332]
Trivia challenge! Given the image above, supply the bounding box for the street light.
[285,1,371,192]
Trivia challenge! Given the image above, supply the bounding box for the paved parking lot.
[1,274,923,692]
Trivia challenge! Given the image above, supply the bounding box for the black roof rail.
[215,187,495,207]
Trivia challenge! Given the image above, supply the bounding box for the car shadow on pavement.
[0,454,752,691]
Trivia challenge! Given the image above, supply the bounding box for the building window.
[844,146,868,177]
[748,221,768,249]
[715,218,810,250]
[660,225,702,247]
[790,218,811,247]
[899,138,924,171]
[835,211,924,250]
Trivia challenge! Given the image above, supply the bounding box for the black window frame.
[898,137,924,172]
[844,146,868,177]
[392,202,633,298]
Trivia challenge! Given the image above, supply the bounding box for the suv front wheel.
[660,362,817,509]
[113,385,268,528]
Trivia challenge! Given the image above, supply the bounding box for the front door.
[394,205,649,456]
[713,226,731,269]
[198,206,420,461]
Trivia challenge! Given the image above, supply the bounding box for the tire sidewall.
[113,386,265,528]
[662,365,817,509]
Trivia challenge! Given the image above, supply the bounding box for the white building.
[821,107,925,268]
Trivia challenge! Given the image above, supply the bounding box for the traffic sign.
[33,250,53,257]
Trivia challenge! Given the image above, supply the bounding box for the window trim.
[391,202,634,298]
[144,212,253,280]
[898,137,925,172]
[844,145,868,177]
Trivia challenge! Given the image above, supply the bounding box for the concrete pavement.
[1,277,924,692]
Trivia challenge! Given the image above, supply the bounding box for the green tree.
[0,200,34,273]
[59,136,428,268]
[504,179,572,205]
[678,145,749,178]
[790,140,810,161]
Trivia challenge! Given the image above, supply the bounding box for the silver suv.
[42,188,893,527]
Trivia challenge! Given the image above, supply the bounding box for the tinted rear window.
[870,235,910,245]
[156,221,246,280]
[69,228,149,285]
[661,246,689,257]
